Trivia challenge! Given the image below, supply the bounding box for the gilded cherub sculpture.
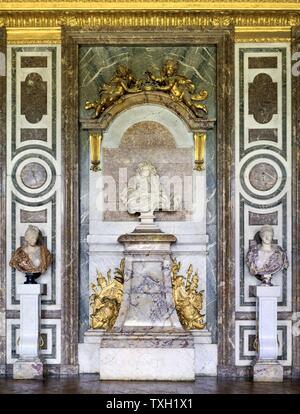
[90,259,125,330]
[9,225,52,284]
[145,60,208,117]
[85,60,208,119]
[171,258,205,330]
[85,64,142,118]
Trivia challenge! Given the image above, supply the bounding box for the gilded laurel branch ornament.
[90,258,125,330]
[85,60,208,119]
[171,257,205,330]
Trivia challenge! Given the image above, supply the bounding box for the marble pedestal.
[100,331,194,380]
[13,284,43,380]
[98,229,195,381]
[80,328,216,375]
[253,285,283,382]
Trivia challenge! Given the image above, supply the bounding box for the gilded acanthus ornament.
[90,258,125,330]
[85,60,208,119]
[171,258,205,330]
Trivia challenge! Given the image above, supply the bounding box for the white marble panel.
[194,344,217,376]
[17,284,42,359]
[256,285,281,360]
[99,348,195,380]
[78,343,100,373]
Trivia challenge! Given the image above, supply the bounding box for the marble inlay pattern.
[20,162,47,189]
[235,44,292,368]
[235,320,292,367]
[0,28,6,376]
[248,73,278,124]
[291,26,300,379]
[79,44,217,342]
[5,45,62,367]
[6,319,61,365]
[248,162,278,192]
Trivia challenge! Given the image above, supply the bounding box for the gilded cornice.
[2,10,300,27]
[1,1,300,11]
[2,6,299,43]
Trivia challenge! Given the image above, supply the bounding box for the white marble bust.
[9,225,52,283]
[123,160,177,216]
[246,225,289,286]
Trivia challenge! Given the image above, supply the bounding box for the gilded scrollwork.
[90,258,125,330]
[85,60,208,119]
[171,257,206,330]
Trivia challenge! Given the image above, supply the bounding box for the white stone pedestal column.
[13,284,43,379]
[99,230,195,381]
[253,285,283,382]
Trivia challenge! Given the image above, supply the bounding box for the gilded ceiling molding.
[7,28,290,44]
[7,27,61,44]
[235,26,291,42]
[1,11,300,27]
[2,8,298,43]
[1,1,300,11]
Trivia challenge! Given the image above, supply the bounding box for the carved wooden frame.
[61,27,235,376]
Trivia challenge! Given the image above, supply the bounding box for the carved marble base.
[253,360,283,382]
[80,329,216,376]
[13,358,43,380]
[98,229,197,380]
[100,332,194,380]
[192,330,217,376]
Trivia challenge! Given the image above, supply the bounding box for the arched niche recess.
[81,91,215,224]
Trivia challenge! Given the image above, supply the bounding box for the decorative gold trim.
[89,132,102,172]
[7,27,61,44]
[1,11,300,32]
[5,23,292,44]
[1,10,298,45]
[235,26,291,42]
[194,132,206,172]
[1,1,300,11]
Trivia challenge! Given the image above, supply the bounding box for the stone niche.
[103,119,193,221]
[79,100,217,377]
